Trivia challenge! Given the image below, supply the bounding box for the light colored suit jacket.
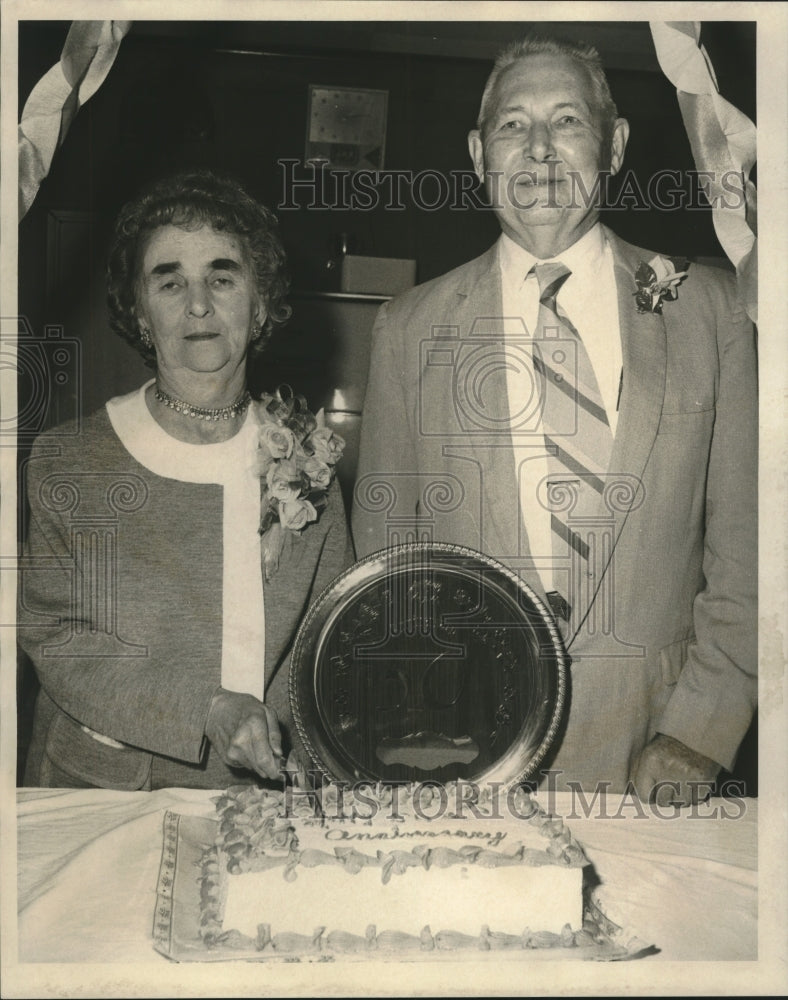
[352,227,757,791]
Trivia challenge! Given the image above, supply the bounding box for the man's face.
[468,53,628,253]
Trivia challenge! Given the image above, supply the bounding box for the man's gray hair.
[477,35,619,138]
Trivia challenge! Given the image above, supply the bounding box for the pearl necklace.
[154,384,252,421]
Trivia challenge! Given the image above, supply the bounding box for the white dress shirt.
[498,225,622,592]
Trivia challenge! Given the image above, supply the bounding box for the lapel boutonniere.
[633,255,689,314]
[252,386,345,579]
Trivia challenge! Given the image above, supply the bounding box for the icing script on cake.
[198,781,601,955]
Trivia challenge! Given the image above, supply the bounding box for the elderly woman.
[19,170,352,789]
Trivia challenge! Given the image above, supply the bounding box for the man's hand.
[632,733,721,806]
[205,689,283,780]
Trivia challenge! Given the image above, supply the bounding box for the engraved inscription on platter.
[290,544,567,786]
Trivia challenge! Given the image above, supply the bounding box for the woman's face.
[137,224,263,383]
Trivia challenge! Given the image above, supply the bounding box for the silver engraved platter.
[290,543,568,786]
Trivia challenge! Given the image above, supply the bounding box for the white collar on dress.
[105,379,258,485]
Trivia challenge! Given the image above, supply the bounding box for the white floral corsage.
[633,255,689,314]
[252,386,345,579]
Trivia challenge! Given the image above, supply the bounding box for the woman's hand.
[205,689,284,780]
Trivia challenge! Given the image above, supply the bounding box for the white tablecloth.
[6,787,767,995]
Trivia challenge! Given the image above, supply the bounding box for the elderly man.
[351,36,757,803]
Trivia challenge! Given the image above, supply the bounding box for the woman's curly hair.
[107,169,291,367]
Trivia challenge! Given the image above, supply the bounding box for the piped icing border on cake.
[198,782,594,954]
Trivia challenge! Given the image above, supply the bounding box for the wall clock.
[305,85,388,171]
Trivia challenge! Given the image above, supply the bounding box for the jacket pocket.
[44,709,152,790]
[659,635,694,686]
[657,410,714,435]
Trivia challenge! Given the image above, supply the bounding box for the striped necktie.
[531,261,613,623]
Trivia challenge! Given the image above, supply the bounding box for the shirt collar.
[498,223,607,288]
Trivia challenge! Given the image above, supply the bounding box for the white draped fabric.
[18,20,132,218]
[649,22,757,323]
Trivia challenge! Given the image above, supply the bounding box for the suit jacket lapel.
[606,230,667,537]
[452,246,513,558]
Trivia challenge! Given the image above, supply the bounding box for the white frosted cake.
[198,781,595,955]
